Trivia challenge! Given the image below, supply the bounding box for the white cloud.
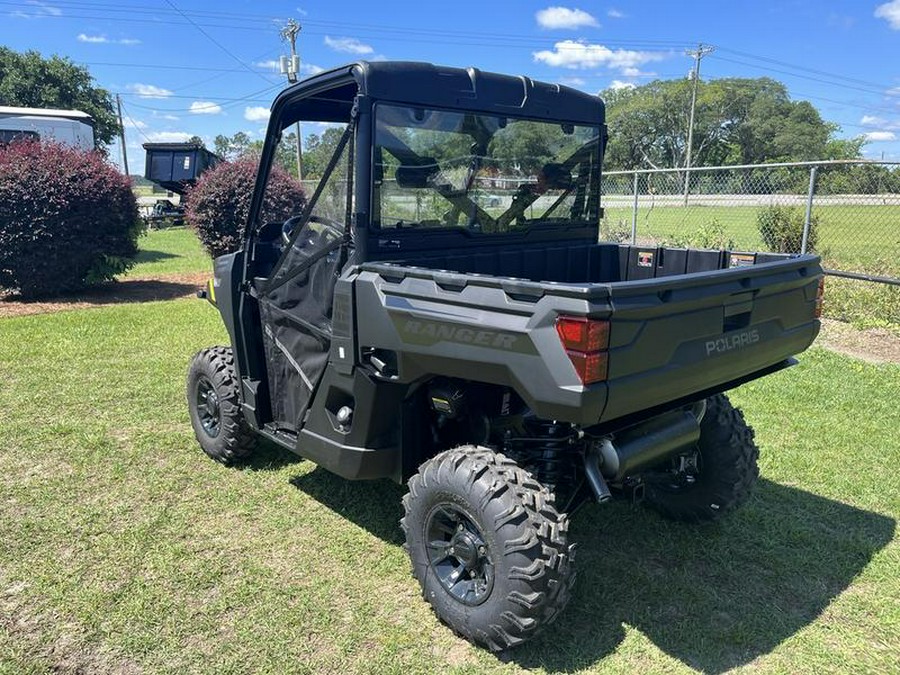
[124,118,147,129]
[536,7,599,29]
[12,0,61,18]
[887,87,900,97]
[609,79,637,90]
[875,0,900,29]
[607,8,625,19]
[301,63,325,75]
[146,131,193,143]
[861,115,888,127]
[244,106,270,122]
[189,101,223,115]
[560,76,587,86]
[255,60,280,71]
[864,131,897,141]
[324,36,374,55]
[77,33,140,45]
[129,83,172,99]
[533,40,667,73]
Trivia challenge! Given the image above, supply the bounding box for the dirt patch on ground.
[1,578,142,674]
[0,273,208,319]
[817,318,900,365]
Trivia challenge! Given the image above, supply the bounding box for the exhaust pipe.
[596,409,701,483]
[583,445,612,503]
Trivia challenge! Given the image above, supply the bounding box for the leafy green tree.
[302,126,347,179]
[0,47,118,146]
[600,77,863,170]
[212,130,299,176]
[213,131,252,159]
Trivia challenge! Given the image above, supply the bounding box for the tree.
[302,127,347,179]
[0,47,118,146]
[600,77,863,170]
[213,131,252,159]
[188,135,206,148]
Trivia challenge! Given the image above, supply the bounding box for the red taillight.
[555,316,610,352]
[565,350,609,384]
[815,277,825,318]
[556,315,610,385]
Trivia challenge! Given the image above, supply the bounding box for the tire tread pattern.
[646,393,759,522]
[401,446,575,651]
[186,346,257,464]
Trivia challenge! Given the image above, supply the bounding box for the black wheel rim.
[651,446,702,492]
[195,376,221,438]
[424,503,494,606]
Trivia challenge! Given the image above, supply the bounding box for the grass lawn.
[125,227,212,278]
[0,299,897,673]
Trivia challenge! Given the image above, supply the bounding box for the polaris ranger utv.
[187,62,823,651]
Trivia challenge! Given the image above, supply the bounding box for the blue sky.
[3,0,900,171]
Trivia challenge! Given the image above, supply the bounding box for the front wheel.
[186,346,257,464]
[644,394,759,522]
[401,446,575,651]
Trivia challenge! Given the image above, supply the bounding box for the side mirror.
[395,158,438,188]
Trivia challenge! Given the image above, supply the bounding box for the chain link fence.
[601,160,900,283]
[600,160,900,327]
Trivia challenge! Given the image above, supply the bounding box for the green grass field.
[126,227,212,278]
[0,294,897,673]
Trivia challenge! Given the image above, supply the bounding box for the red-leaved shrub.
[0,140,141,299]
[184,155,306,259]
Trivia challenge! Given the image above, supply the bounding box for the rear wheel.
[644,394,759,522]
[186,346,257,464]
[401,446,575,651]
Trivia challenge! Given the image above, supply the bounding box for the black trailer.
[142,142,222,196]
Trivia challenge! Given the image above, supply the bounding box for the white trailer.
[0,106,95,150]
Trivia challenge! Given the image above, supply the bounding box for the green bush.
[184,156,306,259]
[0,139,141,298]
[756,204,817,253]
[665,219,736,250]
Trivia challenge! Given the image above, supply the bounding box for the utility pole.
[683,43,714,204]
[116,93,129,175]
[280,19,303,182]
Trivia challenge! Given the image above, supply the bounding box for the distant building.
[0,106,95,150]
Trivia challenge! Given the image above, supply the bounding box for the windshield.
[373,104,601,233]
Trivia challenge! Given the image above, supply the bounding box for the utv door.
[256,125,353,431]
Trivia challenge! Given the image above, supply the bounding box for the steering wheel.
[282,214,344,247]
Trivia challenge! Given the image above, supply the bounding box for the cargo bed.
[353,243,822,427]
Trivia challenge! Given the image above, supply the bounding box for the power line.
[121,83,283,113]
[161,0,272,85]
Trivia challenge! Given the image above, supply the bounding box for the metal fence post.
[801,166,818,254]
[631,171,639,244]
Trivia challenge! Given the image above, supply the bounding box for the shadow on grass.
[133,249,178,264]
[239,440,304,472]
[289,467,406,546]
[290,473,894,673]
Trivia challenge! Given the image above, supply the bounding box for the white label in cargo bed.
[706,329,760,355]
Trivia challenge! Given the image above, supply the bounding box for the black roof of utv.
[269,60,605,126]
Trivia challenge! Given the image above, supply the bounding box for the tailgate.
[599,257,822,422]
